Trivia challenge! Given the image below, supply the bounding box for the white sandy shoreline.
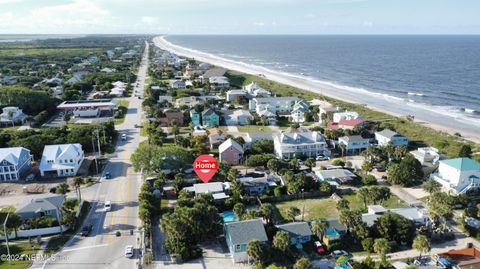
[153,36,480,144]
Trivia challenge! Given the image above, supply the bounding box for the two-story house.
[224,219,268,263]
[0,147,33,181]
[219,139,244,165]
[290,100,310,123]
[0,106,28,125]
[202,108,220,127]
[338,135,369,155]
[431,157,480,194]
[209,76,230,90]
[249,96,299,115]
[273,130,330,159]
[276,222,313,247]
[189,110,201,126]
[39,144,84,177]
[375,129,409,147]
[237,177,270,196]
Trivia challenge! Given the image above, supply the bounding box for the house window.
[10,166,14,171]
[11,174,16,180]
[0,167,3,173]
[70,159,73,163]
[235,245,241,251]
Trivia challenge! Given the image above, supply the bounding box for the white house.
[209,76,230,90]
[244,82,271,98]
[375,129,409,147]
[223,110,253,126]
[332,111,362,123]
[410,147,440,166]
[158,96,173,104]
[338,135,369,155]
[290,100,310,123]
[431,157,480,194]
[226,89,247,102]
[0,106,28,125]
[190,182,229,200]
[0,147,33,181]
[273,130,330,159]
[169,80,186,89]
[249,97,299,115]
[39,144,84,177]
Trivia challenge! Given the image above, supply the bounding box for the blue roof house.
[431,157,480,194]
[0,147,33,181]
[276,222,312,249]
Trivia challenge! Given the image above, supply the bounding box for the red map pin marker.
[193,154,218,183]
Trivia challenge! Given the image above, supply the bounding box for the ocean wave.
[407,92,425,96]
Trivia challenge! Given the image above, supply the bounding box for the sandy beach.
[153,36,480,144]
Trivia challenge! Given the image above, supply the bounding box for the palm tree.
[233,203,245,219]
[339,144,346,158]
[293,257,312,269]
[422,179,441,201]
[311,218,329,240]
[412,235,430,259]
[56,183,69,194]
[260,203,275,225]
[305,158,315,171]
[247,239,267,265]
[361,161,373,175]
[286,206,301,222]
[373,238,390,265]
[73,176,84,201]
[336,199,350,211]
[272,231,290,252]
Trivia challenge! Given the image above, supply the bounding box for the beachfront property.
[0,147,33,182]
[223,109,253,125]
[375,129,409,147]
[39,144,84,177]
[338,135,370,155]
[249,96,299,115]
[0,106,28,126]
[244,82,271,98]
[410,147,440,166]
[202,108,220,127]
[276,222,313,247]
[209,76,230,90]
[56,99,117,118]
[327,111,365,130]
[290,100,310,123]
[273,130,330,159]
[224,218,268,263]
[314,168,357,186]
[315,100,338,124]
[16,194,65,220]
[431,157,480,194]
[219,138,244,165]
[226,89,248,102]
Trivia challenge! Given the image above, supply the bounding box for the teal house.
[190,110,201,126]
[276,222,312,249]
[225,218,268,263]
[202,108,220,127]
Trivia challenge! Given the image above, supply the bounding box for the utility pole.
[96,129,101,157]
[92,132,98,175]
[3,212,11,266]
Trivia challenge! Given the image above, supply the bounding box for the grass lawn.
[237,125,272,132]
[275,198,338,221]
[341,193,407,211]
[114,99,129,125]
[0,47,103,57]
[0,243,40,269]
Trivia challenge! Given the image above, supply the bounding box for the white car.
[332,250,350,259]
[125,245,134,258]
[104,201,112,212]
[121,133,127,140]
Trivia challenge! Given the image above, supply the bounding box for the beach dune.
[153,36,480,144]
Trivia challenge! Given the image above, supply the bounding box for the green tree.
[422,179,441,199]
[293,257,312,269]
[373,212,416,245]
[311,218,329,239]
[272,231,290,252]
[56,183,69,194]
[362,161,374,174]
[336,199,350,211]
[412,235,430,259]
[5,213,22,238]
[260,203,276,225]
[233,203,245,219]
[373,238,390,265]
[361,237,374,253]
[247,239,268,265]
[73,176,84,201]
[387,154,423,186]
[286,206,301,222]
[267,158,281,174]
[305,158,316,170]
[458,145,472,158]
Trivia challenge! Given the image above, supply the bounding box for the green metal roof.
[441,158,480,171]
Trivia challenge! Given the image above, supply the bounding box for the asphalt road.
[39,41,149,269]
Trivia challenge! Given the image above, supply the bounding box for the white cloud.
[362,21,373,27]
[304,13,316,19]
[0,0,22,4]
[254,21,265,26]
[142,16,158,25]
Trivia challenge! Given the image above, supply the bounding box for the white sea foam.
[408,92,425,96]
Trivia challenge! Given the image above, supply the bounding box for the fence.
[0,225,69,240]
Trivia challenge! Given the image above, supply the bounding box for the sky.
[0,0,479,35]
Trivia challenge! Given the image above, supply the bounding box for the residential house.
[209,133,227,149]
[209,76,230,90]
[273,130,330,159]
[256,109,277,125]
[0,147,33,181]
[315,100,338,123]
[338,135,369,155]
[375,129,409,147]
[226,89,247,102]
[192,182,229,200]
[176,96,202,108]
[314,169,357,186]
[42,77,63,86]
[158,96,173,104]
[243,132,277,149]
[223,110,253,126]
[16,194,65,220]
[276,222,312,247]
[169,80,186,89]
[322,218,346,245]
[66,72,87,84]
[0,106,28,125]
[39,144,84,177]
[366,205,429,226]
[159,112,184,126]
[249,97,299,115]
[202,108,220,127]
[333,111,361,123]
[244,82,271,98]
[237,177,269,196]
[327,111,364,130]
[438,246,480,269]
[224,219,268,263]
[219,139,244,165]
[1,75,17,85]
[290,100,310,123]
[190,110,201,126]
[431,157,480,194]
[410,147,440,166]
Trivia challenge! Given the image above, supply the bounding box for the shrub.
[331,159,345,166]
[362,175,377,186]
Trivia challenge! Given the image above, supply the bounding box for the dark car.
[375,166,387,172]
[104,172,111,179]
[49,187,57,194]
[80,224,93,236]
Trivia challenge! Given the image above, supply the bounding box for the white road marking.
[62,244,108,253]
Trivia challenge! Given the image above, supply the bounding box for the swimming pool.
[221,211,238,223]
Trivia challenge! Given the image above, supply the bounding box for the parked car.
[331,250,350,259]
[121,133,127,140]
[80,224,93,236]
[49,187,57,194]
[104,201,112,212]
[375,166,386,172]
[314,241,325,254]
[125,245,134,258]
[316,155,330,161]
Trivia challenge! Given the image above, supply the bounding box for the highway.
[40,41,149,269]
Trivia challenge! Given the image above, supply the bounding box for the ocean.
[165,35,480,122]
